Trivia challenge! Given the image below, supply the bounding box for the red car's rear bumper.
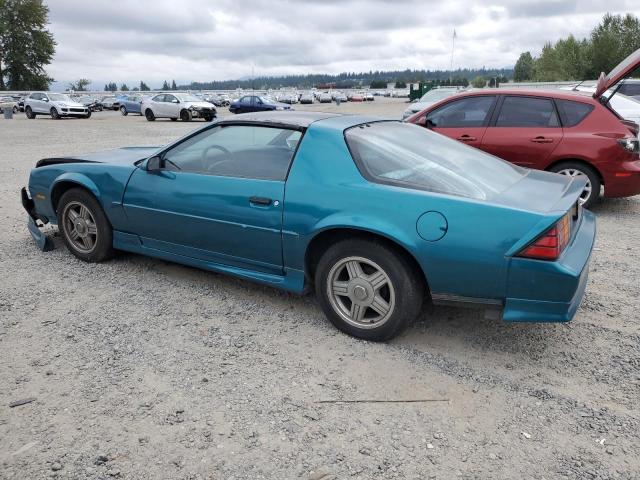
[601,159,640,198]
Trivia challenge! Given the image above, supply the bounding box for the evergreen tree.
[171,79,177,90]
[513,52,535,81]
[162,80,170,90]
[120,83,129,91]
[139,81,150,91]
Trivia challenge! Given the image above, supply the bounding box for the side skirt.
[431,293,503,315]
[112,231,306,294]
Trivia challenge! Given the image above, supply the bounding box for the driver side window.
[162,125,302,181]
[426,96,495,128]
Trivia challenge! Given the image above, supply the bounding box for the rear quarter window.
[555,99,594,127]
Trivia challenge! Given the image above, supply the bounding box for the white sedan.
[141,93,217,122]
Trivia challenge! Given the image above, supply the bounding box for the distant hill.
[178,68,514,90]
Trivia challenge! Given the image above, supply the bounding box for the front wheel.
[145,109,155,121]
[315,239,424,341]
[50,107,60,120]
[25,106,35,119]
[84,110,91,119]
[120,106,128,116]
[180,109,192,122]
[549,162,601,209]
[57,188,114,262]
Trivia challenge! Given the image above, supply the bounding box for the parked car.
[204,94,230,107]
[24,92,91,119]
[318,92,332,103]
[21,111,595,341]
[75,95,102,112]
[402,87,464,120]
[228,95,291,114]
[119,95,145,116]
[0,95,19,114]
[349,92,364,102]
[364,92,374,101]
[407,50,640,208]
[100,96,120,111]
[617,79,640,100]
[299,92,315,104]
[141,93,217,122]
[17,95,27,112]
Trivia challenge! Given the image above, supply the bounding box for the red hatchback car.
[407,51,640,208]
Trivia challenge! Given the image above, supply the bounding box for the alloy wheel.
[62,201,98,253]
[326,256,396,329]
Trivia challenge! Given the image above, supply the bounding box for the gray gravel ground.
[1,98,639,480]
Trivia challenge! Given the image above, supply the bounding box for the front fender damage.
[21,187,54,251]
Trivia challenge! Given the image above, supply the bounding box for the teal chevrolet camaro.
[21,111,595,341]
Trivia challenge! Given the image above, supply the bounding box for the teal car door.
[122,124,302,275]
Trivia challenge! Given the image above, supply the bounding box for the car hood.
[185,101,216,109]
[54,100,84,107]
[36,146,162,168]
[595,47,640,98]
[407,100,437,112]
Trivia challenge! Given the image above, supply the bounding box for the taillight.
[517,213,571,261]
[617,137,639,154]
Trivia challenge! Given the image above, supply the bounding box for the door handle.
[456,135,476,141]
[530,136,554,143]
[249,196,272,206]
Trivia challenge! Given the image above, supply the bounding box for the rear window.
[345,122,526,201]
[555,99,594,127]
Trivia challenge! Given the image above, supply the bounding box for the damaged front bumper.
[21,187,54,251]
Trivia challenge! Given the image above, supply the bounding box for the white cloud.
[44,0,640,89]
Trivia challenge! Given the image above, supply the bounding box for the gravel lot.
[1,97,639,480]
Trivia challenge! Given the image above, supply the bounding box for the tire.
[25,106,35,119]
[170,117,177,121]
[314,238,424,341]
[120,106,128,116]
[84,110,91,119]
[98,106,103,112]
[203,113,215,122]
[57,188,114,263]
[549,161,601,209]
[50,107,60,120]
[13,106,18,114]
[145,109,155,121]
[180,109,192,122]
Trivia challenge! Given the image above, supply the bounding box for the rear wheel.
[25,106,35,119]
[549,162,600,209]
[57,188,114,262]
[120,106,128,116]
[145,109,155,121]
[314,239,424,341]
[50,107,60,120]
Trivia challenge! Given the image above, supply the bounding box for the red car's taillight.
[517,213,571,261]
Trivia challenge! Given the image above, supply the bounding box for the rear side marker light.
[517,213,571,261]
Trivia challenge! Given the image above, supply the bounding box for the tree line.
[179,68,513,91]
[514,13,640,82]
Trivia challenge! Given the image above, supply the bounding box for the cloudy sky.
[46,0,640,89]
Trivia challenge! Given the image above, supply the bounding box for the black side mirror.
[147,155,163,171]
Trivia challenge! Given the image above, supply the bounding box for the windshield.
[175,93,202,102]
[345,122,527,200]
[419,89,458,102]
[49,94,72,102]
